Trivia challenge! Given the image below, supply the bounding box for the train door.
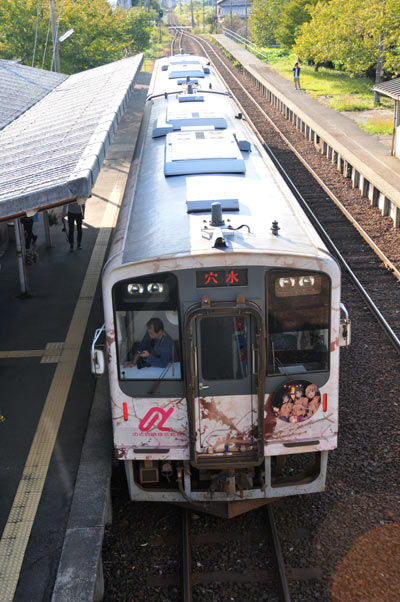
[185,300,265,467]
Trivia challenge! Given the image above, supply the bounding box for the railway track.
[174,30,400,351]
[143,505,322,602]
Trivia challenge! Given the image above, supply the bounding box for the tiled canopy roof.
[0,54,143,220]
[0,60,67,131]
[373,77,400,101]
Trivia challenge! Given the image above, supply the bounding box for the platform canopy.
[373,77,400,101]
[0,54,143,221]
[373,77,400,157]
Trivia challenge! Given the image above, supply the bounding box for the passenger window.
[113,274,181,380]
[267,270,330,375]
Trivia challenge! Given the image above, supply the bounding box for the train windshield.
[113,274,181,380]
[267,270,330,374]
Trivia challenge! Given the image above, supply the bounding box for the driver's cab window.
[267,270,330,375]
[113,274,181,380]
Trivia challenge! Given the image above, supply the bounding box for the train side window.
[267,270,330,375]
[113,274,181,381]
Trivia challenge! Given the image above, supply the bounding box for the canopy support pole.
[43,211,52,247]
[14,218,31,298]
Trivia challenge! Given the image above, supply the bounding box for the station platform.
[212,34,400,228]
[0,71,150,602]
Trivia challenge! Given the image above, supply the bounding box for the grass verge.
[360,117,393,136]
[246,47,394,134]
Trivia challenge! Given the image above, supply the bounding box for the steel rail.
[180,31,400,282]
[182,509,193,602]
[178,31,400,353]
[268,506,292,602]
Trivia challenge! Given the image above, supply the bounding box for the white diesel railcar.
[92,53,350,517]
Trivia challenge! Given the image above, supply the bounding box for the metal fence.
[222,28,270,61]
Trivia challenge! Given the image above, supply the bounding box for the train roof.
[108,55,334,275]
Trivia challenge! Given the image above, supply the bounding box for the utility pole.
[245,0,248,49]
[230,0,232,31]
[203,0,205,32]
[374,32,383,104]
[159,8,163,43]
[190,0,195,28]
[49,0,60,72]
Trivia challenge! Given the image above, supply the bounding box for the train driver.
[126,317,173,369]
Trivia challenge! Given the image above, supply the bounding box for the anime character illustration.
[272,381,321,423]
[305,383,321,416]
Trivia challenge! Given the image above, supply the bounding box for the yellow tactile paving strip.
[0,342,64,363]
[0,350,44,358]
[0,187,120,601]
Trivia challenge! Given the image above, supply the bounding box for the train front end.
[102,250,344,517]
[95,52,350,517]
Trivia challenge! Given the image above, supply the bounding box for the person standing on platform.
[21,216,38,249]
[63,200,85,251]
[293,62,301,90]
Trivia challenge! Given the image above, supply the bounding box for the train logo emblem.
[138,407,174,431]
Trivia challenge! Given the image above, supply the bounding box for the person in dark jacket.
[62,200,85,251]
[293,62,301,89]
[127,318,173,369]
[21,216,37,249]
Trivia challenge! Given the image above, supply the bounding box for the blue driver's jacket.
[137,332,173,367]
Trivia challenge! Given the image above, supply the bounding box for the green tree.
[276,0,318,49]
[249,0,289,46]
[0,0,154,74]
[294,0,400,76]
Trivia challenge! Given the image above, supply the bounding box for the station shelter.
[373,77,400,158]
[0,54,143,295]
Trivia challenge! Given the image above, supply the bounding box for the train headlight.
[278,277,296,289]
[127,283,144,295]
[147,283,164,294]
[275,275,321,296]
[298,276,315,287]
